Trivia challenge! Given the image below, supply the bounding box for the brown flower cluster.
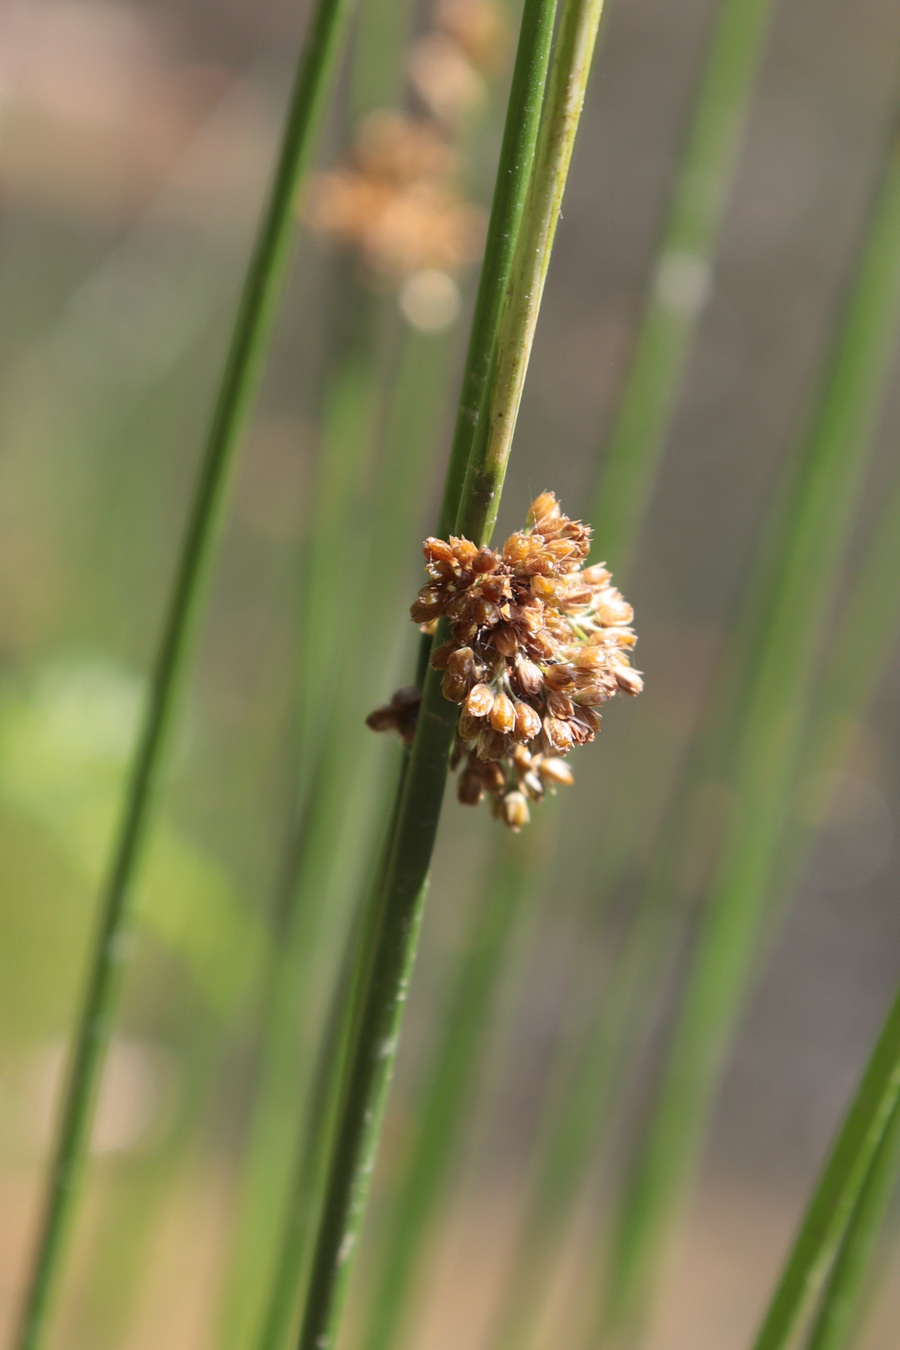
[367,493,642,829]
[305,0,508,289]
[305,110,484,283]
[409,0,511,125]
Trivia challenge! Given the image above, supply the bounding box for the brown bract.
[367,493,643,829]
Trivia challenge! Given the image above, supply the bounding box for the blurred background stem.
[802,1095,900,1350]
[751,981,900,1350]
[12,0,357,1343]
[589,0,777,573]
[597,112,900,1349]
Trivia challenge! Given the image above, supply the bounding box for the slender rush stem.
[462,0,608,542]
[435,0,560,537]
[13,3,356,1344]
[361,840,536,1350]
[293,0,617,1340]
[590,0,776,571]
[802,1094,900,1350]
[600,116,900,1345]
[751,984,900,1350]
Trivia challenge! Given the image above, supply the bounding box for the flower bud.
[544,663,576,691]
[538,757,574,786]
[528,491,562,533]
[597,589,634,625]
[445,592,474,622]
[515,659,543,696]
[452,617,479,645]
[492,625,519,657]
[477,728,510,761]
[514,701,542,741]
[366,704,399,733]
[511,743,532,769]
[615,664,644,695]
[458,765,484,805]
[411,585,445,622]
[472,547,500,573]
[447,646,475,678]
[466,683,494,717]
[489,692,515,734]
[574,646,609,670]
[442,669,468,703]
[574,705,602,734]
[430,640,456,670]
[546,690,574,718]
[450,536,478,565]
[543,716,574,751]
[457,711,483,742]
[501,791,530,831]
[475,597,501,628]
[424,537,455,567]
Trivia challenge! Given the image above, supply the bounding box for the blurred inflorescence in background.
[2,0,900,1347]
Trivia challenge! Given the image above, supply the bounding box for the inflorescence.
[367,493,642,829]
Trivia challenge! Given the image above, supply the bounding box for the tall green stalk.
[360,838,538,1350]
[239,327,458,1350]
[803,1094,900,1350]
[12,1,356,1343]
[751,983,900,1350]
[293,0,616,1340]
[600,117,900,1346]
[590,0,777,571]
[435,0,560,539]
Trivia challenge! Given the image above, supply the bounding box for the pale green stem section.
[796,460,900,804]
[600,120,900,1345]
[462,0,608,542]
[13,1,356,1343]
[435,0,562,540]
[590,0,776,571]
[802,1095,900,1350]
[293,0,613,1341]
[751,985,900,1350]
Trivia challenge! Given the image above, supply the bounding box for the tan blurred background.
[1,0,899,1346]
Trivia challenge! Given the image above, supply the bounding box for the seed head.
[367,492,643,826]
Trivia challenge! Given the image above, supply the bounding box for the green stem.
[293,0,619,1338]
[751,985,900,1350]
[361,839,537,1350]
[435,0,560,537]
[462,0,608,542]
[589,0,776,572]
[600,116,900,1345]
[802,1094,900,1350]
[13,1,356,1343]
[797,460,900,798]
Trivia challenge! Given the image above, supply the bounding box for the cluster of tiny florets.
[367,493,642,829]
[305,0,508,293]
[305,110,485,284]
